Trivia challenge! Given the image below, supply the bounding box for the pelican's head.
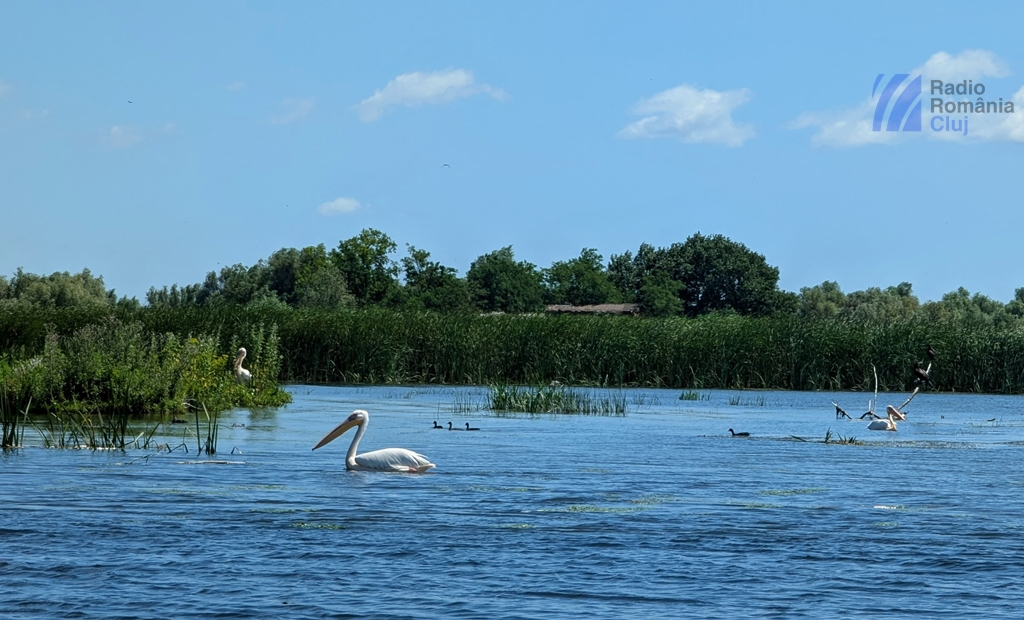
[312,410,367,451]
[236,347,247,358]
[886,405,906,421]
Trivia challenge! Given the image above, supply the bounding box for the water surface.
[3,386,1024,618]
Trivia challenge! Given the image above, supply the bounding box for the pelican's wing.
[354,448,435,473]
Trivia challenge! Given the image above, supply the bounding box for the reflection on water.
[4,385,1024,618]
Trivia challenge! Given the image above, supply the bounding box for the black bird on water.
[728,428,750,437]
[447,421,463,431]
[432,421,444,429]
[913,362,934,387]
[465,422,479,431]
[926,344,937,361]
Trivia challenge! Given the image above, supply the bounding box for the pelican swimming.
[867,411,898,431]
[312,410,435,473]
[234,347,252,384]
[465,422,479,431]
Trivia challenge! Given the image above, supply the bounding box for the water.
[4,385,1024,618]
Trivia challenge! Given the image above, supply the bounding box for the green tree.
[400,246,472,312]
[466,246,545,313]
[0,268,118,309]
[798,281,846,318]
[637,271,684,317]
[544,248,621,306]
[331,229,400,306]
[669,233,783,317]
[842,282,918,322]
[294,245,353,308]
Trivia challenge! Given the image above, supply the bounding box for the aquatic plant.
[487,384,628,415]
[679,390,710,401]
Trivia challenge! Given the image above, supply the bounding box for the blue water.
[4,386,1024,618]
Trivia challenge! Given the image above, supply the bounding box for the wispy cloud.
[357,68,508,122]
[793,49,1020,146]
[109,125,142,148]
[317,197,362,216]
[226,81,245,92]
[272,98,315,124]
[617,84,755,147]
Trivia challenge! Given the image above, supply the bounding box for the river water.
[3,385,1024,618]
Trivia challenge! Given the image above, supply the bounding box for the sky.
[1,1,1023,303]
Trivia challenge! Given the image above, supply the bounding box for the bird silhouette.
[128,100,133,103]
[926,344,936,360]
[432,421,444,429]
[442,163,450,169]
[465,422,479,431]
[728,428,750,437]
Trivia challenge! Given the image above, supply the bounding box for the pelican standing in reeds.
[234,347,252,384]
[313,410,435,473]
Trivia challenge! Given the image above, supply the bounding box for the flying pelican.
[728,428,750,437]
[465,422,479,431]
[432,421,444,429]
[312,410,435,473]
[234,347,252,384]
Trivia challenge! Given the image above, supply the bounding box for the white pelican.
[234,347,252,384]
[867,412,898,431]
[885,405,906,421]
[312,410,435,473]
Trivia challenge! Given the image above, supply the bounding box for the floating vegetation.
[487,384,629,415]
[679,390,711,401]
[759,488,828,496]
[629,494,675,505]
[292,522,347,530]
[875,522,899,528]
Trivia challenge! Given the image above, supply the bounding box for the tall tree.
[467,246,545,313]
[401,246,472,312]
[544,248,621,306]
[331,229,400,306]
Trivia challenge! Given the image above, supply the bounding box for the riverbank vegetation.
[4,227,1024,404]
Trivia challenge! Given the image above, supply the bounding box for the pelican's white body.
[313,410,435,473]
[234,347,252,384]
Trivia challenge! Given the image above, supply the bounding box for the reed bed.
[488,384,629,415]
[4,306,1024,393]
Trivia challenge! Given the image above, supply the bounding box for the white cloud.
[356,68,508,122]
[109,125,142,148]
[317,197,362,216]
[226,81,245,92]
[272,98,315,124]
[793,49,1021,146]
[617,84,755,146]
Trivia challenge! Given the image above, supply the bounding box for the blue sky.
[1,1,1023,302]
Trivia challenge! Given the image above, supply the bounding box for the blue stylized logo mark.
[872,74,921,132]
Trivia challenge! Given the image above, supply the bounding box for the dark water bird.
[860,411,880,420]
[927,344,936,361]
[913,362,933,387]
[171,417,187,424]
[432,421,444,429]
[834,404,851,420]
[447,421,463,431]
[728,428,750,437]
[465,423,480,431]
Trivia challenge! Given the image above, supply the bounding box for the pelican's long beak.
[312,418,359,451]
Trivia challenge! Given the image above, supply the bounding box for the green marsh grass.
[487,384,629,415]
[6,306,1024,393]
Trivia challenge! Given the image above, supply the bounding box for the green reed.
[5,306,1024,393]
[488,384,628,415]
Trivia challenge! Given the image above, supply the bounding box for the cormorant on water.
[432,421,444,429]
[728,428,750,437]
[913,362,934,387]
[465,422,480,431]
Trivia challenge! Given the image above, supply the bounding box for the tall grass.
[488,384,628,415]
[3,305,1024,393]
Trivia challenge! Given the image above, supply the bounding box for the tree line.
[4,228,1024,325]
